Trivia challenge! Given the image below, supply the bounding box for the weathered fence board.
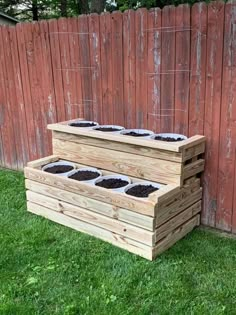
[1,2,236,234]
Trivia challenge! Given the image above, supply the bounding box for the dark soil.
[44,165,73,174]
[69,122,97,127]
[154,135,185,142]
[68,170,100,181]
[95,127,122,132]
[95,178,129,189]
[126,184,159,198]
[123,131,150,137]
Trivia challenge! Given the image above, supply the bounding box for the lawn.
[0,168,236,315]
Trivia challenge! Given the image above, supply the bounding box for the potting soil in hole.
[95,178,128,189]
[126,185,159,198]
[69,170,100,181]
[44,165,73,174]
[124,131,150,137]
[95,127,121,132]
[70,122,96,127]
[154,135,184,142]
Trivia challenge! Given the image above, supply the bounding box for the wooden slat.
[52,138,182,184]
[202,1,224,227]
[217,1,236,232]
[52,131,183,162]
[174,4,190,136]
[27,155,59,168]
[135,8,148,128]
[88,14,103,123]
[155,200,201,242]
[153,214,200,259]
[112,11,124,126]
[147,8,161,133]
[160,5,176,133]
[25,179,155,230]
[24,167,156,216]
[27,201,153,260]
[183,159,205,180]
[189,2,207,136]
[123,9,136,129]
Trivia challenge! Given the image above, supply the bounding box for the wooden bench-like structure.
[24,119,205,260]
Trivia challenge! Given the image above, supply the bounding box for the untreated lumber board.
[27,201,153,260]
[26,191,155,245]
[27,155,59,168]
[25,179,155,231]
[52,138,182,184]
[152,215,200,259]
[183,159,205,180]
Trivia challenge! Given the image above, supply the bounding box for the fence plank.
[123,9,136,129]
[135,8,148,129]
[160,5,176,133]
[112,11,124,126]
[216,1,236,232]
[202,1,224,227]
[147,8,161,133]
[189,2,207,136]
[174,4,190,136]
[89,14,103,123]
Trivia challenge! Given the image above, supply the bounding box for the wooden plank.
[112,11,124,126]
[183,159,205,180]
[48,19,66,122]
[123,9,136,129]
[160,5,176,133]
[202,1,224,227]
[24,167,156,216]
[26,191,154,245]
[27,155,59,168]
[25,179,155,230]
[48,123,182,152]
[153,214,200,259]
[156,187,202,226]
[27,201,153,260]
[135,8,148,128]
[100,12,113,124]
[147,8,161,133]
[174,4,190,136]
[189,2,207,136]
[182,142,205,162]
[216,1,236,232]
[88,14,103,123]
[155,200,201,242]
[52,131,183,162]
[52,138,182,184]
[78,14,93,120]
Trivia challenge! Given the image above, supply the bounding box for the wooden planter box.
[24,119,205,260]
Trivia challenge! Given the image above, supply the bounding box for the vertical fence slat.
[160,5,176,133]
[174,4,190,136]
[217,0,236,232]
[89,14,103,123]
[123,9,136,129]
[135,8,148,129]
[111,11,124,126]
[202,1,225,227]
[100,13,113,124]
[147,8,161,133]
[189,2,207,136]
[78,15,93,120]
[48,19,66,122]
[0,26,17,168]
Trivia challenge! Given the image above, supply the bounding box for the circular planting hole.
[123,131,150,137]
[154,135,184,142]
[152,133,187,142]
[126,184,159,198]
[121,129,153,138]
[44,164,74,174]
[95,178,129,189]
[69,170,100,181]
[69,121,97,127]
[93,125,124,132]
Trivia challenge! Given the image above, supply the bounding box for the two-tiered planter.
[24,119,205,260]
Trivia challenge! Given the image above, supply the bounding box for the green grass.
[0,169,236,315]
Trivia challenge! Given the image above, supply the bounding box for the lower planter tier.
[24,155,202,260]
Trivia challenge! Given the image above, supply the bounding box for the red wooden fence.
[0,1,236,234]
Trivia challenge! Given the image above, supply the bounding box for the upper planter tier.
[48,119,206,186]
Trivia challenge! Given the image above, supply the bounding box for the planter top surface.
[48,119,205,153]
